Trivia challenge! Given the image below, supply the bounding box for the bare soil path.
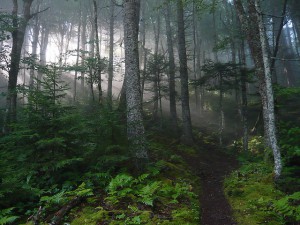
[184,142,238,225]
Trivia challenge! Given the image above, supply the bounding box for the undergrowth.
[68,139,200,225]
[225,136,300,225]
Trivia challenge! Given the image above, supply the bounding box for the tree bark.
[3,0,34,134]
[93,0,102,104]
[165,3,179,136]
[29,2,40,88]
[37,25,49,89]
[74,6,82,102]
[254,0,282,179]
[240,40,248,152]
[234,0,282,178]
[80,8,87,95]
[177,0,194,145]
[107,0,115,107]
[152,12,160,120]
[124,0,148,168]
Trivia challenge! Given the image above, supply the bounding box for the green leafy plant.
[274,191,300,222]
[0,208,19,225]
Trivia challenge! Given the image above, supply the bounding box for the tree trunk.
[37,25,49,89]
[74,7,82,102]
[89,9,95,102]
[177,0,193,145]
[234,0,282,178]
[165,3,179,136]
[107,0,115,106]
[29,2,40,88]
[152,12,160,120]
[124,0,148,168]
[139,0,147,102]
[80,9,87,95]
[3,0,34,134]
[219,73,224,146]
[254,0,282,179]
[93,0,102,104]
[240,40,248,152]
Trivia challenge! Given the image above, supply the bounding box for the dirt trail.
[185,144,238,225]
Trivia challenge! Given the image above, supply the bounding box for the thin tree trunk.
[192,0,200,110]
[270,0,288,83]
[74,7,82,102]
[93,0,102,104]
[107,0,115,106]
[140,0,147,102]
[240,40,248,152]
[165,3,178,136]
[177,0,193,144]
[152,13,160,120]
[29,3,40,88]
[219,73,224,146]
[80,9,87,95]
[89,9,95,102]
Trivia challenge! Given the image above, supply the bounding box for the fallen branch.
[47,196,83,225]
[27,206,43,225]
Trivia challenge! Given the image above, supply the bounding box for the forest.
[0,0,299,224]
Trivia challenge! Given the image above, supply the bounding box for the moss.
[224,162,285,225]
[69,137,201,225]
[70,207,111,225]
[176,144,197,156]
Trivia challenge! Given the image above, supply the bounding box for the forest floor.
[182,141,239,225]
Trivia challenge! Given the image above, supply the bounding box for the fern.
[107,174,134,193]
[137,181,161,206]
[66,182,94,197]
[0,208,19,225]
[274,192,300,221]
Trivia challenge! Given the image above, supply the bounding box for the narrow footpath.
[185,143,238,225]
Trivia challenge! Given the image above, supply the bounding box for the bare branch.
[30,7,50,19]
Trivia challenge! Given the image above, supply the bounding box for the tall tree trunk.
[37,25,49,89]
[107,0,115,106]
[29,2,40,88]
[89,9,95,102]
[139,0,147,102]
[177,0,193,144]
[165,3,178,136]
[234,0,282,178]
[93,0,102,104]
[3,0,34,134]
[219,73,224,146]
[255,0,282,179]
[240,40,248,152]
[192,0,200,110]
[124,0,148,168]
[80,9,87,95]
[74,7,82,102]
[152,12,160,120]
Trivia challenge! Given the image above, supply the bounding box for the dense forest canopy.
[0,0,299,224]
